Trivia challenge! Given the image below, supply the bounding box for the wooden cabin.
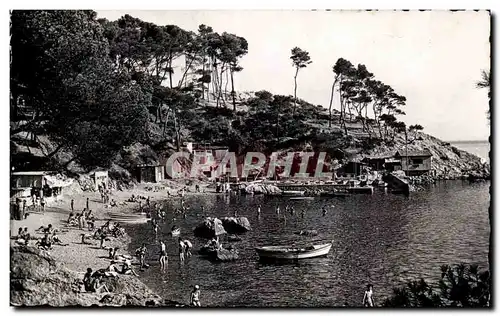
[135,164,165,183]
[10,171,73,201]
[362,153,402,172]
[394,150,432,176]
[10,171,52,199]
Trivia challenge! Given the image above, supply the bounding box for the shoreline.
[10,185,198,307]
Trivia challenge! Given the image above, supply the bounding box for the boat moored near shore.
[255,242,333,261]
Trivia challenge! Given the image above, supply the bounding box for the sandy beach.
[10,180,214,306]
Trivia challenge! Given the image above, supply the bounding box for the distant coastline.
[449,140,490,161]
[448,140,489,144]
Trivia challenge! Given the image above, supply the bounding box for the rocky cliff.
[10,246,182,307]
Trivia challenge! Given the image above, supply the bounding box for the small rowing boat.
[255,241,333,260]
[289,196,315,200]
[282,190,306,196]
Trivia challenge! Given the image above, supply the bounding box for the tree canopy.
[10,10,423,172]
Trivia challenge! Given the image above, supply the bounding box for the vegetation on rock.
[383,264,490,307]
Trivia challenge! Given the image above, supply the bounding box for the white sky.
[97,10,490,141]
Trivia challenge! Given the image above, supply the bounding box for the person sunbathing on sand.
[37,224,55,235]
[51,232,68,246]
[37,234,52,250]
[88,217,95,231]
[109,247,117,259]
[100,234,110,249]
[14,227,30,246]
[81,233,92,245]
[67,212,76,224]
[90,275,110,294]
[104,261,120,278]
[83,268,94,292]
[121,260,139,276]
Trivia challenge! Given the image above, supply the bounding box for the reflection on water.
[125,181,490,307]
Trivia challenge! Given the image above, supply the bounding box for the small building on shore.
[394,149,432,176]
[340,160,367,177]
[135,164,165,183]
[185,142,230,179]
[92,171,109,191]
[362,153,402,172]
[10,171,73,201]
[11,171,53,199]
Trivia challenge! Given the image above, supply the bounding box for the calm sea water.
[451,141,490,162]
[125,181,490,307]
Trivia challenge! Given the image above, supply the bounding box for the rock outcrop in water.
[10,246,164,306]
[244,183,281,195]
[199,242,239,262]
[221,217,251,234]
[193,217,227,239]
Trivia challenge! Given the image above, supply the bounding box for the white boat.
[282,190,306,196]
[171,228,181,236]
[255,242,333,260]
[289,197,315,200]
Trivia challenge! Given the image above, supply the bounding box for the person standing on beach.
[86,197,89,210]
[70,199,74,211]
[362,284,375,307]
[138,244,147,268]
[190,285,201,306]
[159,241,167,270]
[22,199,26,213]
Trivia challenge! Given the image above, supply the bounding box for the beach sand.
[10,180,214,306]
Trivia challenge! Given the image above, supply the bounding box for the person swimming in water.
[153,222,159,236]
[190,285,201,306]
[363,284,375,307]
[178,238,185,263]
[183,239,192,257]
[159,241,167,270]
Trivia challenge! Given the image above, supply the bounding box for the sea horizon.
[448,139,490,144]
